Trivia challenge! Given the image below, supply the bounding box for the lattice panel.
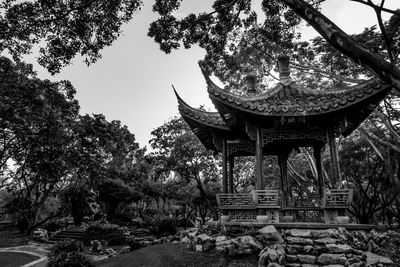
[288,196,322,208]
[295,210,323,223]
[324,189,353,207]
[228,143,255,156]
[229,210,257,221]
[262,130,327,144]
[254,190,280,207]
[217,194,255,208]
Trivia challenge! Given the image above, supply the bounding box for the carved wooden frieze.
[262,130,327,145]
[227,142,255,156]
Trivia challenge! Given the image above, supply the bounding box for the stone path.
[0,243,50,267]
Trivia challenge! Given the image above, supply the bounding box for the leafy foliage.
[48,239,94,267]
[0,0,143,73]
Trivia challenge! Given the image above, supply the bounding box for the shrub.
[47,251,94,267]
[83,222,127,246]
[47,240,94,267]
[48,239,84,256]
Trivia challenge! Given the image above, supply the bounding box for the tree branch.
[281,0,400,91]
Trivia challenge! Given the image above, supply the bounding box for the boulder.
[233,235,263,253]
[317,253,346,265]
[311,229,339,239]
[286,229,312,238]
[259,225,284,244]
[326,244,354,254]
[314,237,338,245]
[297,254,317,264]
[285,236,313,245]
[363,251,393,266]
[196,233,212,243]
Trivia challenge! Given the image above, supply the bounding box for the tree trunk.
[281,0,400,91]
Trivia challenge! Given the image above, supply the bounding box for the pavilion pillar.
[229,156,234,193]
[278,153,289,208]
[222,138,228,193]
[255,127,264,190]
[313,145,324,197]
[327,128,340,188]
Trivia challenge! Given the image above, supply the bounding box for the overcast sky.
[27,0,398,150]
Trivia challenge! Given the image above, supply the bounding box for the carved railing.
[323,189,353,207]
[322,189,353,224]
[216,190,281,222]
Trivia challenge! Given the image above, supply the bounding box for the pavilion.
[174,55,392,224]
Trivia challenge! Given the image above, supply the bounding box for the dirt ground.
[96,243,258,267]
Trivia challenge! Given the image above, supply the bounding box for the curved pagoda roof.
[175,56,392,152]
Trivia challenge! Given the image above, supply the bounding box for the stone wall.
[178,226,399,267]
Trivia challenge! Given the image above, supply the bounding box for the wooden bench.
[216,193,256,221]
[252,190,281,223]
[322,189,353,224]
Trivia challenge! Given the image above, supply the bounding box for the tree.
[149,117,221,224]
[0,0,143,74]
[148,0,400,91]
[0,57,80,233]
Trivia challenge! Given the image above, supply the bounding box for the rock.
[285,264,301,267]
[314,237,338,245]
[266,263,283,267]
[326,244,353,254]
[259,225,284,243]
[363,251,393,266]
[215,235,228,242]
[349,263,365,267]
[303,245,314,253]
[203,240,215,252]
[233,235,263,253]
[366,239,379,252]
[311,229,339,238]
[196,233,212,243]
[181,236,191,243]
[286,244,302,255]
[297,254,317,264]
[195,244,204,252]
[215,239,235,254]
[286,229,312,238]
[286,254,298,263]
[285,236,313,245]
[317,253,346,265]
[369,229,387,244]
[259,246,285,266]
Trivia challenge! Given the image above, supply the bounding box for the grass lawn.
[0,251,40,267]
[96,243,258,267]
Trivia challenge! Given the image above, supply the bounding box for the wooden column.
[327,128,340,188]
[313,145,324,197]
[278,153,289,208]
[229,156,234,193]
[222,138,228,193]
[256,127,264,190]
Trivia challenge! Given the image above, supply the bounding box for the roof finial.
[277,55,291,84]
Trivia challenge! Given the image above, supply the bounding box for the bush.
[142,214,177,236]
[157,218,177,236]
[49,239,84,256]
[47,251,94,267]
[47,240,93,267]
[83,222,127,246]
